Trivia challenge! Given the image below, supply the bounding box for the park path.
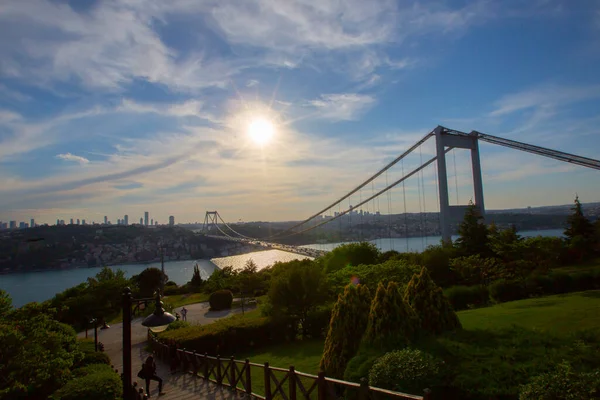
[78,301,253,399]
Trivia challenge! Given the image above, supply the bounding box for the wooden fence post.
[216,355,222,384]
[359,378,369,400]
[289,366,297,400]
[317,371,327,400]
[423,388,432,400]
[264,362,272,400]
[204,353,209,379]
[230,356,236,387]
[245,359,252,395]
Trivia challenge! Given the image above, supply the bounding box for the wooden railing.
[148,333,430,400]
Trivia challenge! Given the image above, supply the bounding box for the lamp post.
[122,287,176,400]
[90,318,98,351]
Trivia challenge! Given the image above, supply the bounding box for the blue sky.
[1,0,599,225]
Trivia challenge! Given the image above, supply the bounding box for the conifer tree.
[320,284,371,378]
[404,267,461,335]
[455,200,490,257]
[564,196,595,259]
[363,282,417,349]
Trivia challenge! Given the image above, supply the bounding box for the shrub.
[75,351,111,368]
[303,305,333,339]
[321,284,371,378]
[323,242,380,273]
[444,285,489,311]
[519,363,600,400]
[52,367,121,400]
[166,320,191,331]
[72,363,114,378]
[404,267,461,335]
[449,255,503,286]
[364,282,417,348]
[368,349,444,395]
[159,315,295,356]
[327,260,421,295]
[209,290,233,311]
[344,347,384,383]
[570,272,597,292]
[489,279,525,303]
[550,272,573,294]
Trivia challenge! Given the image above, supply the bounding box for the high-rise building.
[70,218,74,225]
[77,219,80,225]
[10,221,17,229]
[150,218,153,226]
[144,212,149,227]
[124,215,129,226]
[82,219,86,225]
[19,222,26,229]
[139,217,143,225]
[56,219,60,226]
[30,218,35,228]
[169,216,174,226]
[104,216,108,224]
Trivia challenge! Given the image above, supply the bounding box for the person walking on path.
[139,355,164,396]
[181,306,188,321]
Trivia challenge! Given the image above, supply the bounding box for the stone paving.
[78,301,253,399]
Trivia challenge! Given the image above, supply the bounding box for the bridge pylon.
[435,126,485,244]
[202,211,219,234]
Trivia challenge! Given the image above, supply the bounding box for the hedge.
[75,351,111,368]
[52,366,121,400]
[209,290,234,311]
[444,285,490,311]
[159,315,296,356]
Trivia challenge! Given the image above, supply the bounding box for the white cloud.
[490,84,600,116]
[246,80,259,87]
[56,153,90,164]
[0,109,22,122]
[309,93,376,121]
[118,99,219,122]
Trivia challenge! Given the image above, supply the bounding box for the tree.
[133,267,168,297]
[268,261,328,337]
[489,225,523,261]
[0,291,82,399]
[455,201,490,257]
[404,267,461,335]
[320,284,372,378]
[564,196,595,260]
[238,259,262,298]
[363,282,418,349]
[323,242,380,273]
[189,264,204,288]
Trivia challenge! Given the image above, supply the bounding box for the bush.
[343,347,384,383]
[489,279,525,303]
[327,260,421,295]
[550,272,573,294]
[303,306,333,339]
[519,363,600,400]
[72,363,115,378]
[75,351,111,368]
[209,290,233,311]
[368,349,444,395]
[52,367,121,400]
[159,315,296,356]
[166,320,191,331]
[444,285,489,311]
[323,242,380,273]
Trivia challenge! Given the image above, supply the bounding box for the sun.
[247,117,275,145]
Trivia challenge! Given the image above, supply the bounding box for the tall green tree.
[0,291,82,399]
[320,284,372,378]
[363,282,417,349]
[238,259,262,298]
[323,242,380,273]
[564,196,595,259]
[189,264,204,288]
[133,267,168,297]
[455,201,490,257]
[404,267,461,335]
[268,261,328,337]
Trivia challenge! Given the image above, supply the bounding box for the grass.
[164,292,211,308]
[459,290,600,334]
[553,257,600,274]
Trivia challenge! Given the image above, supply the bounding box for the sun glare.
[247,117,275,145]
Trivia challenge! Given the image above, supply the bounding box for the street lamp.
[90,317,98,351]
[122,287,176,400]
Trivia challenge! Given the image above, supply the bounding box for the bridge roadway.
[203,234,328,259]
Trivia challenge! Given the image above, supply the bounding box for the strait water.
[0,229,563,307]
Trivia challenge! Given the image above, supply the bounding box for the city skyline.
[1,1,600,225]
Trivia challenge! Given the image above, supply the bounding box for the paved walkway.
[78,302,255,399]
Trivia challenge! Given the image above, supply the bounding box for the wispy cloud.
[308,93,376,121]
[56,153,90,164]
[0,84,30,101]
[246,80,259,87]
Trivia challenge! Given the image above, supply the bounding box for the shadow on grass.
[581,290,600,298]
[510,299,560,309]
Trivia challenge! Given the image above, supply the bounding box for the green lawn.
[459,290,600,334]
[164,292,210,308]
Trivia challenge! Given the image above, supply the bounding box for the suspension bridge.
[200,126,600,256]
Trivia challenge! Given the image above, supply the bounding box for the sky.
[1,0,599,225]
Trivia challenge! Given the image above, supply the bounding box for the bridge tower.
[435,126,485,244]
[202,211,219,233]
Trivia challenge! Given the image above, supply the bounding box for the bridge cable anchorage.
[471,131,600,170]
[264,131,435,240]
[274,148,454,240]
[453,149,459,204]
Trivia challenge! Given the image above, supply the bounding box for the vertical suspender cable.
[420,146,428,248]
[434,160,441,240]
[386,171,394,252]
[359,189,364,242]
[416,154,424,251]
[401,160,409,252]
[453,149,459,204]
